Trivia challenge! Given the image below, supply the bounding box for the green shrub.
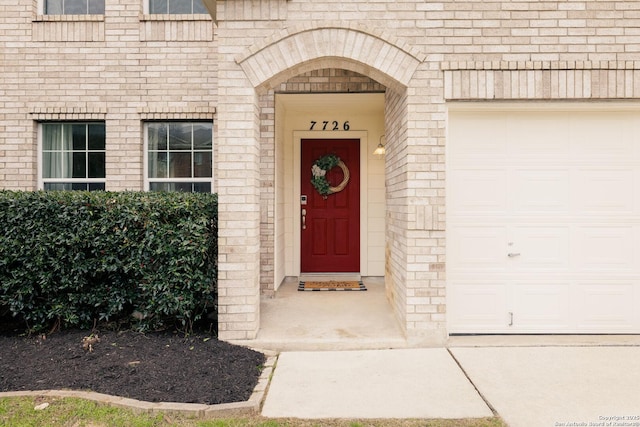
[0,190,217,333]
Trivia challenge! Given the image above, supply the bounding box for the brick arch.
[235,24,425,92]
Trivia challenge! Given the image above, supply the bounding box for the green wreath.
[311,154,350,198]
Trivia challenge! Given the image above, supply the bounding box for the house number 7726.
[309,121,350,131]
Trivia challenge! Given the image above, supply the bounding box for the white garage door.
[447,107,640,334]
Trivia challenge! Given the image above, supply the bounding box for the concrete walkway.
[262,345,640,426]
[452,346,640,427]
[261,348,493,419]
[252,279,640,424]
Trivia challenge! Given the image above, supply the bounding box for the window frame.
[143,120,214,193]
[38,121,107,191]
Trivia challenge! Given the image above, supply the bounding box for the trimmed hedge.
[0,190,217,333]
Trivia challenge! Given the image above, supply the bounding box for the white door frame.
[292,130,369,276]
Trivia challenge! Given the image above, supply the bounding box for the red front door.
[301,139,360,273]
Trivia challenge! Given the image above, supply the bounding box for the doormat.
[298,281,367,291]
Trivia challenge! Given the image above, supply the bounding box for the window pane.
[88,123,105,150]
[149,182,167,192]
[150,182,192,192]
[193,152,212,177]
[169,0,191,14]
[169,152,191,178]
[61,124,74,150]
[45,0,63,14]
[45,0,103,15]
[65,0,87,14]
[72,124,87,150]
[43,182,102,191]
[149,0,167,13]
[73,152,87,178]
[193,182,211,193]
[148,123,167,150]
[174,182,194,192]
[88,152,105,178]
[148,152,167,178]
[193,0,208,14]
[42,151,73,178]
[72,183,89,191]
[169,123,192,150]
[44,183,73,191]
[42,123,73,151]
[43,152,63,178]
[42,124,61,150]
[88,0,105,14]
[193,123,212,149]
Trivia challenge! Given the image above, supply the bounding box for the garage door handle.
[508,252,521,258]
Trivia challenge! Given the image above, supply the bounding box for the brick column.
[402,68,448,346]
[385,66,448,346]
[213,3,290,342]
[216,66,262,341]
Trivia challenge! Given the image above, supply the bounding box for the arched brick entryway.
[216,23,446,345]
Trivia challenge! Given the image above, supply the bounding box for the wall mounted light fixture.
[373,135,386,157]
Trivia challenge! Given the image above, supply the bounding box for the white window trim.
[143,121,215,193]
[37,123,44,190]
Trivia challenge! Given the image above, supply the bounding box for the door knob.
[508,253,521,258]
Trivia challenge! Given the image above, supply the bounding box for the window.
[41,122,106,191]
[44,0,105,14]
[146,122,213,193]
[148,0,207,14]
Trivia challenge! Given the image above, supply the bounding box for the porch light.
[373,135,386,157]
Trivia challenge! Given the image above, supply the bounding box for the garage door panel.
[576,282,636,330]
[448,282,508,332]
[573,227,635,271]
[512,283,570,330]
[636,227,640,268]
[512,170,570,213]
[573,169,635,213]
[511,227,570,270]
[506,113,570,160]
[570,114,635,160]
[449,169,507,214]
[636,172,640,214]
[448,113,507,161]
[449,226,508,271]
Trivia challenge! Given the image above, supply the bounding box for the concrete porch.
[230,276,408,351]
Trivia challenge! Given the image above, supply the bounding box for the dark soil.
[0,329,266,405]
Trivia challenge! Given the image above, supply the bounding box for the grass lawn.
[0,397,506,427]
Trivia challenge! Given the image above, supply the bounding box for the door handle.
[508,253,521,258]
[301,208,306,230]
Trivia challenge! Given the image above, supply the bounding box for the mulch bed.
[0,329,266,405]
